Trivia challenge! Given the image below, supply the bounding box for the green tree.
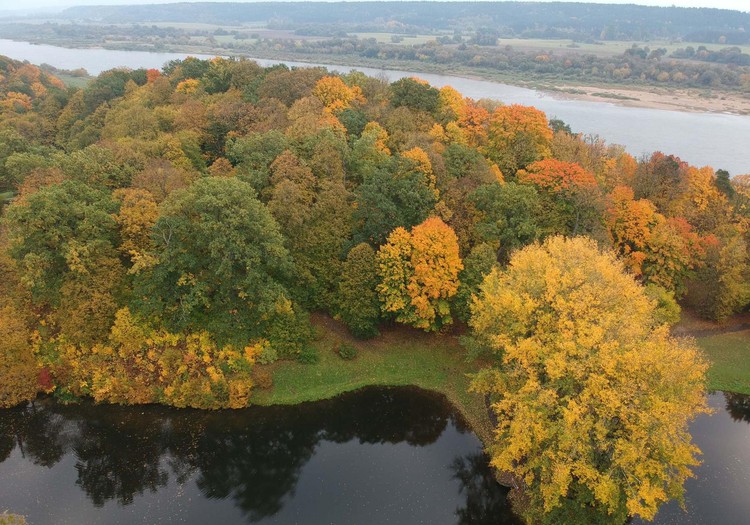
[470,236,708,525]
[137,177,305,348]
[471,182,546,262]
[337,243,381,338]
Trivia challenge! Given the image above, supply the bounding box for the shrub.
[297,346,320,364]
[337,343,358,360]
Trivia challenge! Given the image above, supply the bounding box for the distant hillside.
[61,1,750,42]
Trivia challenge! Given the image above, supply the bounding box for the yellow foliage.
[313,75,365,112]
[377,217,463,330]
[47,308,255,409]
[470,236,708,523]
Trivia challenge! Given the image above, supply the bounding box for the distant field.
[494,38,750,57]
[349,32,444,45]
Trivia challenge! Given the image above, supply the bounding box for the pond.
[0,388,748,524]
[0,387,520,525]
[0,38,749,175]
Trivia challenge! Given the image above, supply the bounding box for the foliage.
[47,308,255,409]
[337,243,381,338]
[297,346,320,365]
[377,217,463,331]
[337,343,358,360]
[136,177,303,349]
[485,104,553,175]
[0,305,37,408]
[469,236,708,524]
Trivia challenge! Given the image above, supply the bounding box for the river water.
[0,388,748,525]
[0,38,748,175]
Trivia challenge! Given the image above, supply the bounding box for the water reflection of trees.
[724,392,750,423]
[0,387,514,523]
[452,453,522,525]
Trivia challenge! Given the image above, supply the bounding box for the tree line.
[0,54,740,523]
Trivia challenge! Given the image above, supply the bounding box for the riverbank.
[4,37,750,116]
[250,313,750,450]
[251,314,496,444]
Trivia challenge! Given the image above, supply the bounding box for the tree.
[485,104,553,175]
[337,243,381,338]
[390,77,440,113]
[136,177,304,349]
[518,159,605,237]
[377,217,463,331]
[0,305,37,408]
[469,236,708,524]
[471,182,546,262]
[4,180,121,307]
[352,165,437,247]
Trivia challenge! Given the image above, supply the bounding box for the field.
[697,329,750,395]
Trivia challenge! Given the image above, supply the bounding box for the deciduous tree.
[470,236,708,525]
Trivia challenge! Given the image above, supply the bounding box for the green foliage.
[0,513,28,525]
[644,284,682,326]
[136,177,302,347]
[471,182,546,262]
[337,343,358,360]
[390,77,440,113]
[337,243,381,338]
[352,166,437,246]
[226,131,288,194]
[297,346,320,365]
[453,243,497,323]
[4,180,120,308]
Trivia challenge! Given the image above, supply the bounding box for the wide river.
[0,387,748,524]
[0,39,749,175]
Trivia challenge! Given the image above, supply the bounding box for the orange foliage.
[518,159,598,193]
[377,217,463,331]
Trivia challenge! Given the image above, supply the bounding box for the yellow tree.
[312,75,364,112]
[377,217,463,331]
[470,236,708,525]
[485,104,553,175]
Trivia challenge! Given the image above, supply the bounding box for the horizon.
[2,0,748,15]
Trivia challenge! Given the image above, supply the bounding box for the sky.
[0,0,747,13]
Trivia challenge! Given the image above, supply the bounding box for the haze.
[3,0,748,14]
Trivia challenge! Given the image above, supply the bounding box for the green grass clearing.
[251,314,495,444]
[697,329,750,395]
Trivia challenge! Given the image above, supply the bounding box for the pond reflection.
[0,387,520,525]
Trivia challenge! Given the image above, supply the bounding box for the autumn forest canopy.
[0,53,742,523]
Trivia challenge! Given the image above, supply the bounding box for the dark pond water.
[0,387,520,525]
[0,388,748,524]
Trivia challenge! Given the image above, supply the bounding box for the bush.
[297,346,320,364]
[337,343,358,360]
[256,342,278,365]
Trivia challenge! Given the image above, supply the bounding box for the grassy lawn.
[697,329,750,395]
[251,314,495,444]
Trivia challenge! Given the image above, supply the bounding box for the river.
[0,388,748,524]
[0,38,748,175]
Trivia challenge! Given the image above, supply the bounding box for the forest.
[0,53,745,523]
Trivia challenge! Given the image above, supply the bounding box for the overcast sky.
[1,0,748,13]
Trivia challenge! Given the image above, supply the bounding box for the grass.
[251,314,495,444]
[696,329,750,395]
[250,314,750,449]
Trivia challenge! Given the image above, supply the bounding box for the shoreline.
[4,38,750,117]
